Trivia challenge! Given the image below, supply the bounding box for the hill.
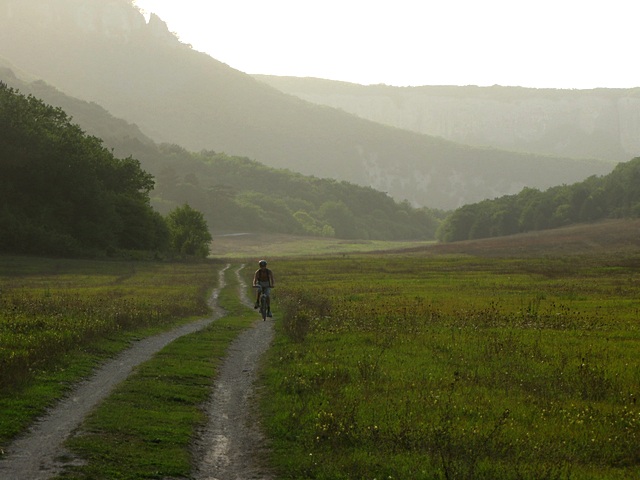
[0,0,612,210]
[437,156,640,242]
[200,218,640,266]
[1,72,441,241]
[254,75,640,163]
[0,63,154,152]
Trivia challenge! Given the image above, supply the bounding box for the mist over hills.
[1,70,441,241]
[255,76,640,163]
[0,0,613,210]
[0,61,154,152]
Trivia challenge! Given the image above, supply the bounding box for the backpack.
[256,268,271,282]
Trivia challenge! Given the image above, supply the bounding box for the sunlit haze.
[133,0,638,89]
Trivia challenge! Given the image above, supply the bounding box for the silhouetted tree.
[0,83,167,256]
[166,204,212,258]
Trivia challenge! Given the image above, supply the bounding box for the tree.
[319,201,360,239]
[293,210,335,237]
[166,204,212,258]
[0,83,167,256]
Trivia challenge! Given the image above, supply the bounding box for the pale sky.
[133,0,639,89]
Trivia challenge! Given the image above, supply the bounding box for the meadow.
[262,250,640,479]
[0,255,220,446]
[57,266,258,479]
[1,220,639,479]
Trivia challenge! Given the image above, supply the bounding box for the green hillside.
[438,157,640,242]
[137,143,442,240]
[0,79,442,258]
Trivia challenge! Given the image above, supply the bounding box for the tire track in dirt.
[191,266,275,480]
[0,265,231,480]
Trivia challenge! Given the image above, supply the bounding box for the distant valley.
[0,0,620,210]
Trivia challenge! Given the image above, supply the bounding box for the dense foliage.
[0,83,211,258]
[4,74,444,242]
[438,157,640,242]
[120,141,444,241]
[166,204,212,258]
[0,82,162,255]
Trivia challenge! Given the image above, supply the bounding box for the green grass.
[262,253,640,479]
[56,265,256,479]
[4,228,640,479]
[0,255,220,449]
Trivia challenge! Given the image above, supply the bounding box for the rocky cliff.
[255,77,640,163]
[1,0,174,43]
[0,0,614,210]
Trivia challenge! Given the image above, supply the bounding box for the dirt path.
[0,265,275,480]
[191,267,275,480]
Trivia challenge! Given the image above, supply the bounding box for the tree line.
[7,79,636,253]
[437,157,640,242]
[1,82,443,260]
[0,83,211,258]
[145,146,444,240]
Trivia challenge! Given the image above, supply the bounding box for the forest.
[438,156,640,242]
[141,144,442,240]
[0,82,442,258]
[0,83,210,258]
[5,78,638,257]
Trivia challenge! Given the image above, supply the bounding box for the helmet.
[259,260,267,267]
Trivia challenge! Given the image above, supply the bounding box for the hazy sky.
[133,0,638,89]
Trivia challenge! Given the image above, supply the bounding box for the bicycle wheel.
[260,294,268,321]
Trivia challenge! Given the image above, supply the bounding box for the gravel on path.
[0,265,276,480]
[191,266,275,480]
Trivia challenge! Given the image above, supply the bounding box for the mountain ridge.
[0,0,613,210]
[1,71,442,240]
[253,75,640,163]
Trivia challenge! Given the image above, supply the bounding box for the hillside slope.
[255,75,640,163]
[1,71,441,240]
[0,0,612,210]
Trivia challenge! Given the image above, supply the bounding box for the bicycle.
[254,284,272,321]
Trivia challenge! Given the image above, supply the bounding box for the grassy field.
[210,219,640,260]
[0,255,221,448]
[2,220,639,479]
[259,222,640,479]
[58,267,257,479]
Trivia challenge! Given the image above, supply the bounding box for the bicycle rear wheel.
[260,294,268,321]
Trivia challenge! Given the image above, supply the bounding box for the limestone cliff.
[0,0,176,44]
[255,77,640,163]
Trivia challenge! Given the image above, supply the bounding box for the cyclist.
[253,259,274,317]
